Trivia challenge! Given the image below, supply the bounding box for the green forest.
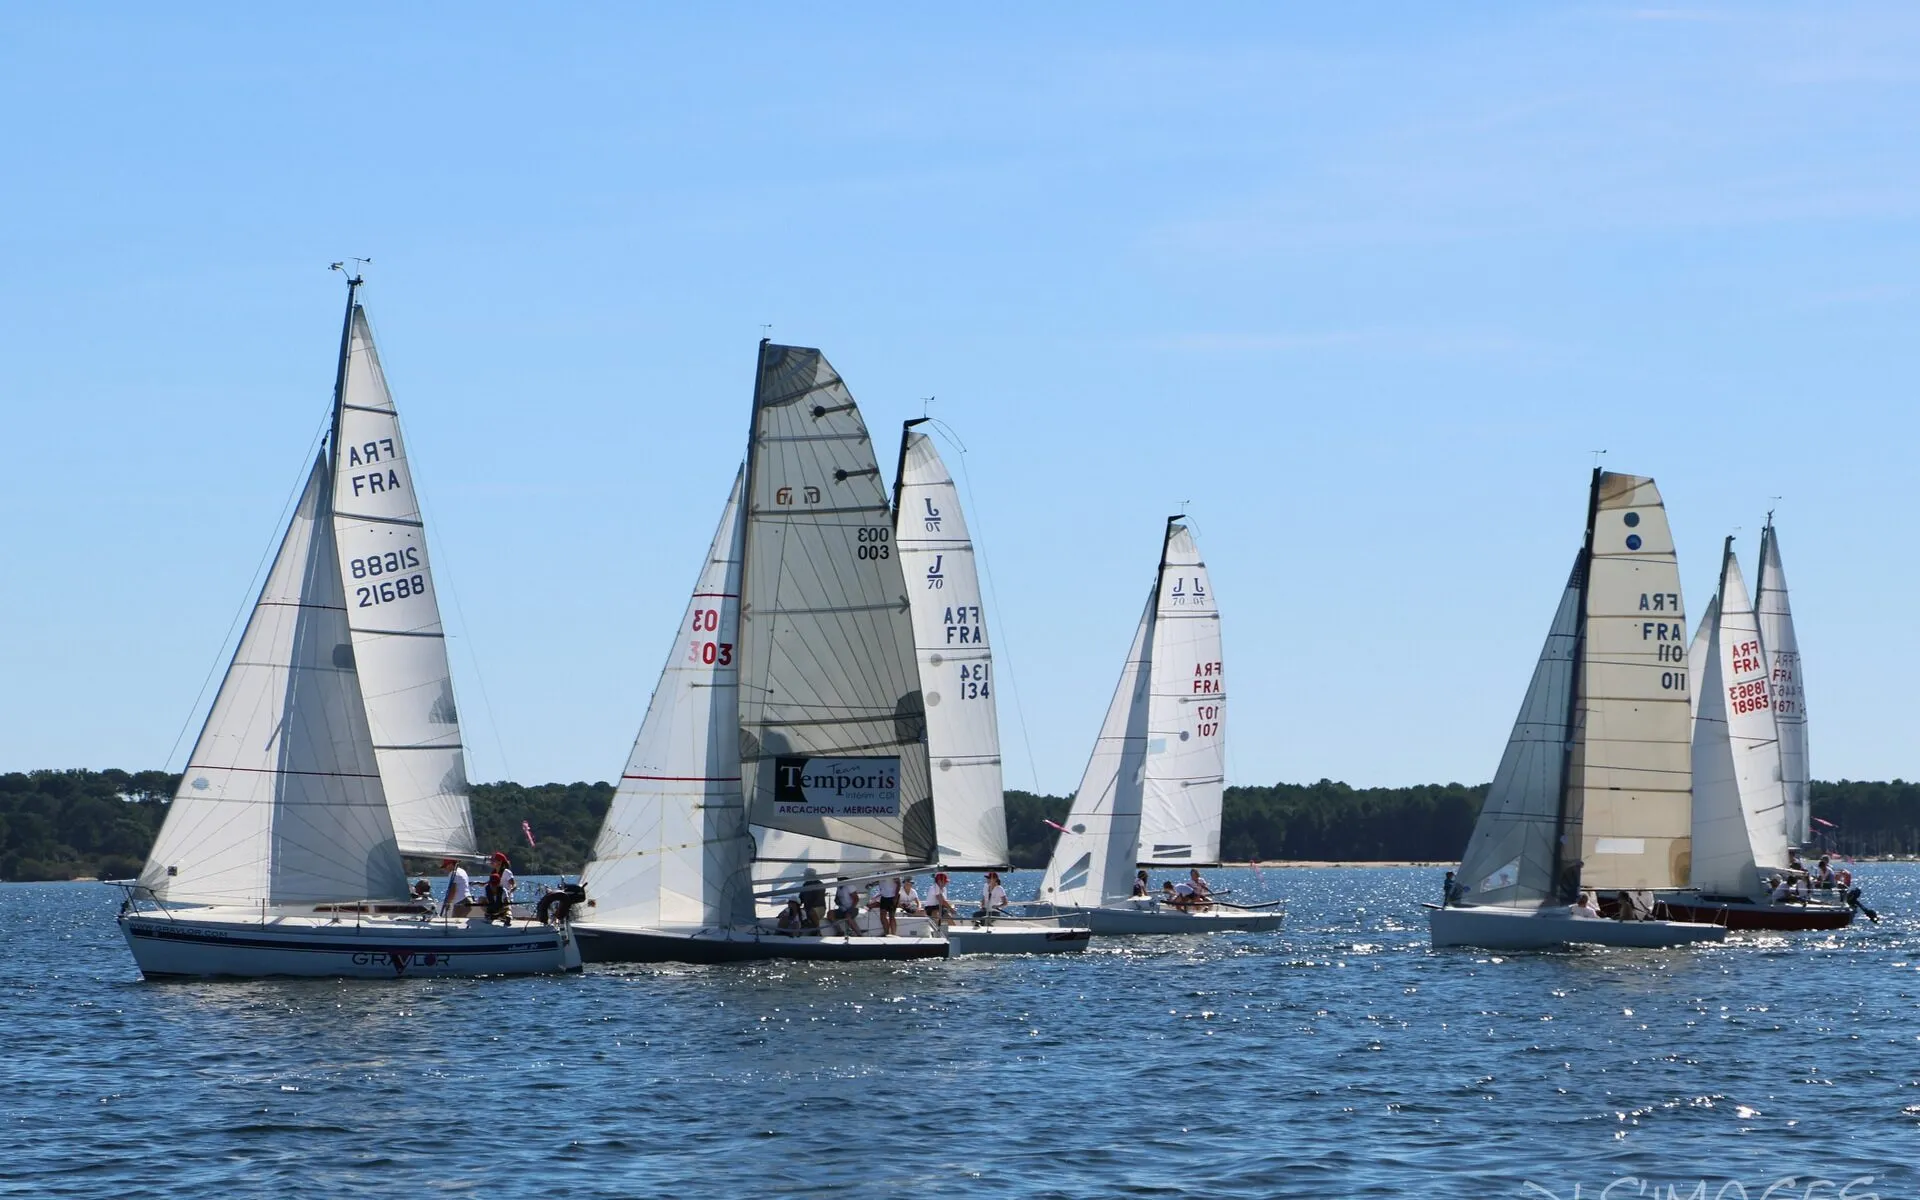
[5,769,1919,883]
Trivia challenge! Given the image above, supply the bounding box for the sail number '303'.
[857,527,890,560]
[688,608,734,666]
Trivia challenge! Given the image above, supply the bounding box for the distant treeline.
[5,769,1920,882]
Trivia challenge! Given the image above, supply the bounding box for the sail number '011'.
[857,527,890,560]
[688,608,734,666]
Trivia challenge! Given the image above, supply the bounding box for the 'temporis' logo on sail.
[772,757,902,816]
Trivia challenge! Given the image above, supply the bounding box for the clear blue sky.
[3,4,1916,794]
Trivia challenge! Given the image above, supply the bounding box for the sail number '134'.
[688,608,734,666]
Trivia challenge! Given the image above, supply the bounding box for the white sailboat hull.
[1025,900,1285,934]
[943,919,1092,955]
[1428,904,1727,950]
[574,922,946,964]
[121,908,580,979]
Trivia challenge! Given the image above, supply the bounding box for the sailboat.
[1429,469,1726,950]
[571,342,947,963]
[117,273,578,979]
[1649,538,1849,931]
[891,421,1090,955]
[1026,518,1283,934]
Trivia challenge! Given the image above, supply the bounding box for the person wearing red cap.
[492,852,517,909]
[439,857,472,918]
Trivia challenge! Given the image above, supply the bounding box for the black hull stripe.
[127,924,559,955]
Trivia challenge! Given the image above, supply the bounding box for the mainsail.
[737,343,936,874]
[139,453,407,906]
[1573,472,1693,892]
[1454,558,1581,908]
[329,305,476,860]
[1691,539,1791,899]
[1754,519,1810,846]
[579,470,754,930]
[893,423,1008,869]
[1136,524,1226,867]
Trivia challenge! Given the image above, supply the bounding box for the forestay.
[1574,473,1693,892]
[139,455,407,906]
[894,427,1008,869]
[1454,558,1581,908]
[1691,543,1790,899]
[1136,523,1226,867]
[737,344,936,873]
[329,305,475,860]
[580,470,754,930]
[1755,521,1810,846]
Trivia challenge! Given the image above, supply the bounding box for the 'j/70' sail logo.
[775,486,823,506]
[1169,576,1207,605]
[926,554,945,589]
[922,497,942,532]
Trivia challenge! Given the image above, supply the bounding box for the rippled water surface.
[6,867,1920,1198]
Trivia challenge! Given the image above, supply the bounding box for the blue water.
[4,867,1918,1198]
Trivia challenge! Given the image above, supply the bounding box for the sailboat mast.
[1718,534,1734,603]
[1548,468,1602,904]
[327,272,362,462]
[890,417,931,524]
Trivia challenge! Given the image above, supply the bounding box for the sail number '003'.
[688,608,734,666]
[857,527,890,560]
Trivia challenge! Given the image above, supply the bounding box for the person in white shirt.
[1576,890,1602,918]
[927,872,957,929]
[981,870,1009,919]
[1768,875,1790,904]
[899,877,925,916]
[832,880,863,935]
[1172,880,1197,911]
[1187,868,1213,911]
[439,858,472,917]
[492,852,517,904]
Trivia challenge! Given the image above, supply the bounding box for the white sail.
[894,426,1008,869]
[737,344,935,875]
[1686,594,1716,722]
[1037,591,1154,909]
[139,455,407,906]
[1574,472,1693,892]
[1755,522,1810,846]
[579,470,754,930]
[1454,558,1581,908]
[329,305,475,860]
[1690,543,1791,898]
[1136,523,1226,867]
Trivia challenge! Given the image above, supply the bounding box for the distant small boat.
[1430,469,1725,951]
[117,273,578,979]
[1026,518,1282,934]
[572,342,947,963]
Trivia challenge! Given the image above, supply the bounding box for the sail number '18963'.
[688,607,733,666]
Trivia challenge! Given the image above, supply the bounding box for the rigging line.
[164,414,331,772]
[940,422,1040,793]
